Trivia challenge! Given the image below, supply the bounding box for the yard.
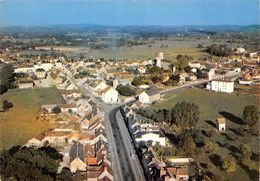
[151,88,259,181]
[0,87,65,150]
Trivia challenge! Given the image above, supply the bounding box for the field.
[0,87,65,150]
[88,39,212,60]
[30,39,215,60]
[155,88,257,126]
[152,88,259,181]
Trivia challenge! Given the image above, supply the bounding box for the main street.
[71,78,145,181]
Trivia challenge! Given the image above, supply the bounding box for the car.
[130,152,135,158]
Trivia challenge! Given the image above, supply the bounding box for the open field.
[156,88,257,126]
[88,39,211,60]
[30,39,216,60]
[152,88,259,181]
[0,87,65,150]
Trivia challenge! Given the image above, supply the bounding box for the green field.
[80,39,213,60]
[152,88,259,181]
[0,87,65,150]
[155,88,257,126]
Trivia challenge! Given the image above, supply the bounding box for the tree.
[2,100,13,111]
[0,63,14,94]
[240,144,252,160]
[147,66,163,75]
[174,55,190,70]
[116,84,136,96]
[178,132,196,156]
[172,101,200,130]
[242,105,258,127]
[222,156,236,173]
[196,69,208,79]
[206,44,232,57]
[0,146,60,180]
[52,106,61,114]
[56,167,72,181]
[192,129,205,147]
[204,142,215,153]
[132,76,148,86]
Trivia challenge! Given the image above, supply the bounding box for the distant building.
[35,68,46,79]
[18,80,34,89]
[207,79,234,93]
[155,52,163,68]
[217,118,226,131]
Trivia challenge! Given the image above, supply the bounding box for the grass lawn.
[0,87,65,150]
[152,88,259,181]
[155,88,257,127]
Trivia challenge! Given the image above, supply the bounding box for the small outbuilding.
[216,118,226,131]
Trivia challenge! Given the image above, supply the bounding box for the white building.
[217,118,226,131]
[101,87,118,103]
[135,132,166,146]
[138,92,150,104]
[138,90,160,104]
[207,79,234,93]
[155,52,163,68]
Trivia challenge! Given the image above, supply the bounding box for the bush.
[240,144,252,160]
[222,156,236,173]
[204,142,215,153]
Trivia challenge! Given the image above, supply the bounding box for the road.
[103,106,145,181]
[70,78,145,181]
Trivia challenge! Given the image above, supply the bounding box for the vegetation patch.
[0,87,65,150]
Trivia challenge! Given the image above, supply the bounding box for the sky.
[0,0,259,26]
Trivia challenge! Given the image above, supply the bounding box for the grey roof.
[95,139,108,152]
[145,89,160,96]
[134,131,163,138]
[70,142,84,162]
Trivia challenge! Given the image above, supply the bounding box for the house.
[49,71,63,84]
[138,92,150,104]
[35,68,47,79]
[59,104,78,113]
[18,80,34,89]
[0,54,13,64]
[207,79,234,93]
[138,89,160,104]
[101,87,118,103]
[93,81,108,92]
[69,142,86,173]
[135,132,166,146]
[217,118,226,131]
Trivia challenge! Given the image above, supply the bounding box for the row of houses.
[121,101,211,181]
[121,101,167,147]
[25,76,114,180]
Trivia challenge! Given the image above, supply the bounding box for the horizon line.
[1,23,259,28]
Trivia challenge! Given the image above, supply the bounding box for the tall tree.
[242,105,258,127]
